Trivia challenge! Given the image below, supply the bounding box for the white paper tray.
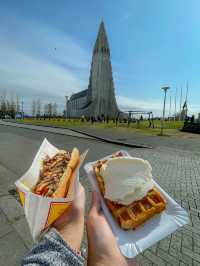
[84,150,189,258]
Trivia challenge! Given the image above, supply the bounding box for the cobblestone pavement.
[127,147,200,266]
[0,124,200,265]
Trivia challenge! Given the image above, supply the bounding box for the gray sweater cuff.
[22,228,85,266]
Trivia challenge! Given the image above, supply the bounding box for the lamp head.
[161,86,170,92]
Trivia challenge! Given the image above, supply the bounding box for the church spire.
[93,20,110,53]
[85,21,118,118]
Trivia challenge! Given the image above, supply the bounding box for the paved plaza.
[0,122,200,265]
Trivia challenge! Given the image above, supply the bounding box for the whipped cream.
[100,157,154,205]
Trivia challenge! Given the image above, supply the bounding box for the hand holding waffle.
[87,191,138,266]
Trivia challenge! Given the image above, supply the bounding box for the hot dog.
[33,148,80,197]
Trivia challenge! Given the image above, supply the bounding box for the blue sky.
[0,0,200,116]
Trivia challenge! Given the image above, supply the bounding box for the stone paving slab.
[0,230,27,266]
[12,216,34,249]
[0,161,28,266]
[0,195,24,223]
[0,181,15,198]
[0,209,13,238]
[0,164,17,185]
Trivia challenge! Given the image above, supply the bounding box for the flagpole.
[179,86,182,120]
[169,94,171,119]
[186,81,189,104]
[186,81,189,117]
[174,87,177,120]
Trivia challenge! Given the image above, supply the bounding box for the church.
[66,21,119,119]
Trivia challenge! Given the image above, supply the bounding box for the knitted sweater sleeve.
[21,228,85,266]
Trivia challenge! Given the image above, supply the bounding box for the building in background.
[67,21,119,119]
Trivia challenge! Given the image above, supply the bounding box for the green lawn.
[16,118,184,136]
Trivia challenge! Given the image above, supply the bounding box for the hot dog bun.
[52,147,80,198]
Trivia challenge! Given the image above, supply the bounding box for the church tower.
[85,21,118,118]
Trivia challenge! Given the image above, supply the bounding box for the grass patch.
[15,118,184,137]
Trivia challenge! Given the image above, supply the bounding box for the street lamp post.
[160,86,170,135]
[65,96,68,120]
[21,100,24,119]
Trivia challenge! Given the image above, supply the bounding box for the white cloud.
[0,46,85,96]
[116,95,162,114]
[116,95,200,117]
[0,17,91,113]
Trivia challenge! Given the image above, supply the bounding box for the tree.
[32,100,36,117]
[0,91,19,118]
[47,103,53,118]
[0,96,6,118]
[6,100,10,115]
[10,99,16,118]
[44,104,48,115]
[16,96,20,114]
[44,103,52,118]
[52,103,57,117]
[36,99,41,117]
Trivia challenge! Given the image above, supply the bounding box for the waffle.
[94,155,166,230]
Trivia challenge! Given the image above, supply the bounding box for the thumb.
[89,191,101,215]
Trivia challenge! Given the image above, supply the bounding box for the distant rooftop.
[70,89,88,101]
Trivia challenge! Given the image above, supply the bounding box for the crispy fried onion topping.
[34,151,71,197]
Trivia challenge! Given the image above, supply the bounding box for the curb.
[66,127,152,149]
[2,120,152,149]
[1,120,94,141]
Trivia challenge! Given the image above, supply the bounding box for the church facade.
[67,21,119,119]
